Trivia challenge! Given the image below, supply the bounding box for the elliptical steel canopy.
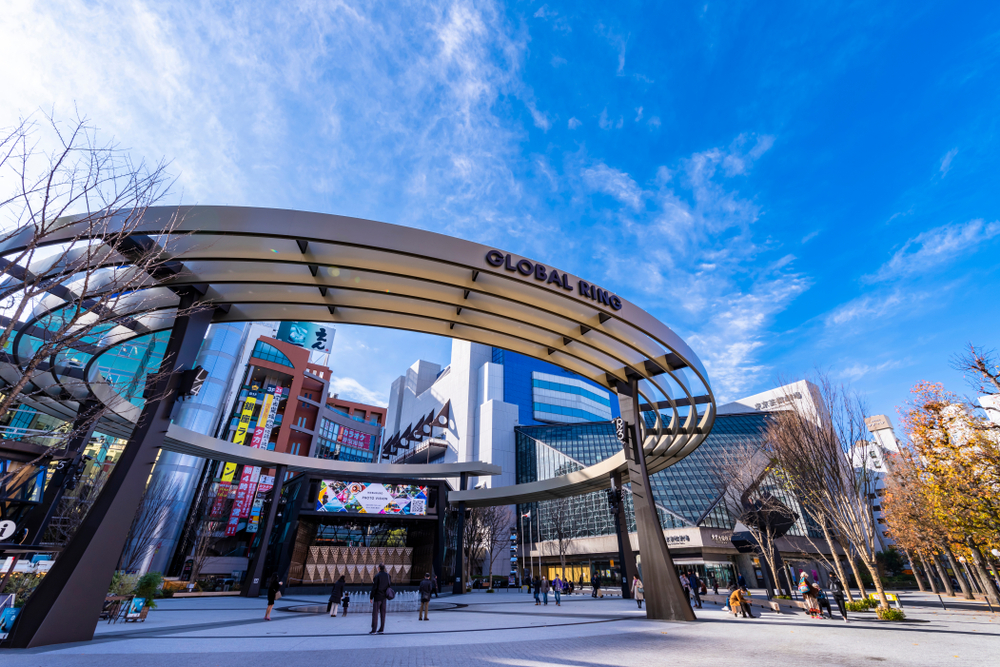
[0,205,716,506]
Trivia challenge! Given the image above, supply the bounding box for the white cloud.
[940,147,958,176]
[825,289,929,327]
[329,376,389,407]
[835,359,903,381]
[598,108,623,130]
[635,106,643,121]
[864,218,1000,283]
[581,163,643,210]
[568,117,582,129]
[578,135,803,399]
[0,0,538,245]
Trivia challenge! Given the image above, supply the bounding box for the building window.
[250,340,294,368]
[532,379,611,407]
[532,402,609,423]
[296,416,307,428]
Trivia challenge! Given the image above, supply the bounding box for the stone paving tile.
[3,591,998,667]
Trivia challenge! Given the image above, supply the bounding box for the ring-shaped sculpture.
[1,206,716,505]
[0,206,716,646]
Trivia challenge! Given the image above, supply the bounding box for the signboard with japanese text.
[276,321,334,354]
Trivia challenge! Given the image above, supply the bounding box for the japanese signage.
[315,481,428,515]
[338,425,371,450]
[276,321,334,354]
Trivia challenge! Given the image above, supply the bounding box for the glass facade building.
[491,348,620,426]
[515,412,823,544]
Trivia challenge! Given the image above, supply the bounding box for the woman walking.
[798,572,820,618]
[329,575,346,617]
[631,575,644,609]
[541,576,550,605]
[264,574,283,621]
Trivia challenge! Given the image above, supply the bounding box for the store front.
[264,474,450,592]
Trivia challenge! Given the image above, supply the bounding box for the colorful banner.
[210,482,231,516]
[222,386,260,483]
[247,498,264,533]
[338,425,371,450]
[315,481,428,515]
[257,474,275,495]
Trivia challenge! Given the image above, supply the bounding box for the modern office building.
[852,414,902,551]
[166,334,386,579]
[516,406,833,590]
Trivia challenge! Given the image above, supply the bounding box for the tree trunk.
[902,548,927,592]
[844,549,869,599]
[932,552,955,597]
[963,560,983,596]
[918,551,939,594]
[860,557,890,609]
[943,545,973,600]
[822,523,854,602]
[966,538,1000,606]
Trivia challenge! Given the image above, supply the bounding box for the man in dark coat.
[592,573,601,598]
[328,575,346,616]
[369,563,392,634]
[418,572,434,620]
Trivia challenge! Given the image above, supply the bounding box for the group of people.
[679,570,705,608]
[530,575,569,605]
[798,571,849,621]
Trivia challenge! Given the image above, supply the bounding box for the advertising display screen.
[316,481,428,515]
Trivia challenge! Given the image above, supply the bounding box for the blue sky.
[3,1,999,421]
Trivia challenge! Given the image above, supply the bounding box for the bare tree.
[0,112,191,484]
[541,497,575,580]
[43,466,110,546]
[713,438,793,595]
[118,477,178,573]
[477,505,512,589]
[766,376,890,608]
[462,506,488,585]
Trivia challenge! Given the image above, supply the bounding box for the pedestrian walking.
[369,563,392,634]
[418,572,433,621]
[533,576,542,605]
[710,575,719,596]
[553,575,563,606]
[329,575,346,616]
[828,572,848,622]
[688,571,703,609]
[264,574,282,621]
[541,576,550,605]
[814,583,833,619]
[798,572,820,618]
[679,572,691,606]
[737,573,747,589]
[631,575,644,609]
[432,573,439,598]
[592,573,601,598]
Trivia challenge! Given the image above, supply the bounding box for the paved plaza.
[2,589,997,667]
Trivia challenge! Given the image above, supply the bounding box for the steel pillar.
[242,464,287,598]
[19,399,102,547]
[6,291,213,648]
[611,470,638,598]
[620,378,696,621]
[452,472,468,594]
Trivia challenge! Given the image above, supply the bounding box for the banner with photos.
[315,481,428,515]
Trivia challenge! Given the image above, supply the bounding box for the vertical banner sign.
[210,482,231,516]
[247,498,264,533]
[257,474,275,495]
[237,467,261,519]
[222,385,260,483]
